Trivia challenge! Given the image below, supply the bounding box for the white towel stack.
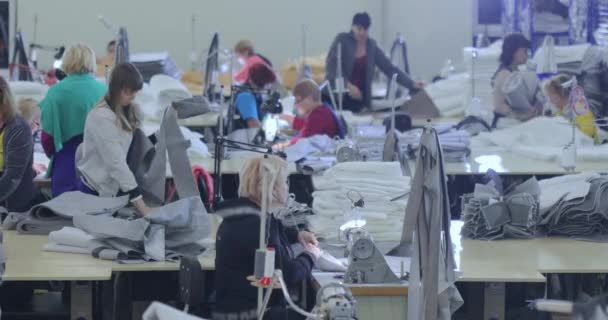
[310,162,410,241]
[426,73,468,117]
[9,81,49,103]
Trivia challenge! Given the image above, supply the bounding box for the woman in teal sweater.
[40,43,106,196]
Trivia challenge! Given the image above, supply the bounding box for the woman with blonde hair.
[0,76,36,212]
[214,155,320,319]
[76,63,151,215]
[40,43,106,196]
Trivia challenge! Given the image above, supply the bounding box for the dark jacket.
[325,31,416,107]
[0,115,35,212]
[214,198,315,317]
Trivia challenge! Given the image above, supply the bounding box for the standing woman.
[0,76,36,212]
[325,12,423,113]
[492,33,541,125]
[40,43,106,196]
[76,63,151,215]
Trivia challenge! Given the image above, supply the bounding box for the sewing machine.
[343,231,401,284]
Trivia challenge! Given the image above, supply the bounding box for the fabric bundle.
[539,174,608,240]
[425,73,468,117]
[472,116,608,162]
[43,196,211,262]
[2,191,129,235]
[130,52,182,82]
[309,162,410,241]
[149,74,193,119]
[461,177,541,240]
[284,134,336,162]
[9,81,48,103]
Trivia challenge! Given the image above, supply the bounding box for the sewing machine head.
[344,235,401,284]
[316,283,357,320]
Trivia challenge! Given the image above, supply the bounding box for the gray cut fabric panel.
[171,95,210,119]
[162,107,199,199]
[144,225,166,261]
[148,197,211,248]
[127,129,163,206]
[2,212,26,230]
[103,238,145,259]
[140,116,168,207]
[73,214,149,242]
[96,249,126,261]
[16,218,72,235]
[30,191,129,219]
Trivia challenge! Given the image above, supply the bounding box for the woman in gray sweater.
[325,12,424,112]
[76,63,152,215]
[0,76,36,212]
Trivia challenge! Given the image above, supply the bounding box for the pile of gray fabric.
[461,177,541,240]
[539,175,608,240]
[2,191,129,235]
[43,196,210,262]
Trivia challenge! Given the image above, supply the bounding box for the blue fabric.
[235,92,259,121]
[51,135,83,197]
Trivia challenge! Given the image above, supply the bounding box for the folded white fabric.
[48,227,96,248]
[533,43,591,66]
[426,74,468,116]
[284,134,335,162]
[538,172,600,211]
[9,81,48,103]
[43,243,91,255]
[311,161,409,241]
[143,302,205,320]
[149,74,192,112]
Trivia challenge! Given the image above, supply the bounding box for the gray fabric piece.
[74,213,150,242]
[3,192,129,235]
[461,177,540,240]
[71,196,210,262]
[131,106,199,206]
[391,127,462,320]
[171,96,211,119]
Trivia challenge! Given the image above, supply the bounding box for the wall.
[16,0,381,71]
[15,0,473,80]
[383,0,474,79]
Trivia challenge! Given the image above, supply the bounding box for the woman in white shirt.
[492,33,541,127]
[76,63,152,215]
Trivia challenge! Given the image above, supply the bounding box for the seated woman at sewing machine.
[233,63,277,129]
[325,12,423,113]
[545,74,598,142]
[275,79,341,149]
[96,40,115,77]
[40,43,107,197]
[234,39,274,84]
[76,63,152,216]
[492,33,542,127]
[214,155,321,320]
[0,76,37,213]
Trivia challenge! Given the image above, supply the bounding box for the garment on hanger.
[392,127,462,320]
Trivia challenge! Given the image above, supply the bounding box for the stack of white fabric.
[149,74,192,119]
[426,73,469,117]
[532,43,591,74]
[472,116,608,162]
[9,81,48,103]
[309,162,410,241]
[43,227,103,255]
[462,41,502,119]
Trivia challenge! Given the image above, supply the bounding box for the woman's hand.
[273,141,290,151]
[278,114,295,126]
[303,243,322,261]
[298,231,319,246]
[347,82,363,101]
[133,198,153,216]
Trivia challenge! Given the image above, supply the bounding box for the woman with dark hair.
[233,63,277,129]
[0,76,36,212]
[325,12,424,113]
[76,63,152,215]
[492,33,541,124]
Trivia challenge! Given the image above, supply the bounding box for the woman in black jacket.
[325,12,424,112]
[213,155,320,320]
[0,76,36,212]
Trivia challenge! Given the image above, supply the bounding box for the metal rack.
[503,0,596,50]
